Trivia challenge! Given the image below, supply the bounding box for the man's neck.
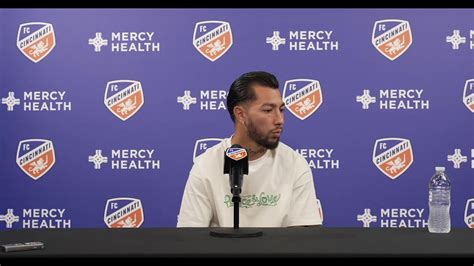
[231,134,267,161]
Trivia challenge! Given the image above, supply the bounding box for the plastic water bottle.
[428,166,451,233]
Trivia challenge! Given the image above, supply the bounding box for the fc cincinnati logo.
[372,138,413,180]
[465,198,474,228]
[464,79,474,113]
[283,79,323,120]
[226,148,248,161]
[193,20,233,62]
[193,138,223,162]
[17,22,56,63]
[104,198,144,228]
[372,19,412,61]
[16,139,55,180]
[104,80,144,121]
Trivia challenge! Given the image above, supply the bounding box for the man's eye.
[263,109,272,113]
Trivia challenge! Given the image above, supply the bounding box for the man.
[177,71,323,227]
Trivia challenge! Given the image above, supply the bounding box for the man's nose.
[275,110,284,126]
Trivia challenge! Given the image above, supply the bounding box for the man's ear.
[233,105,246,124]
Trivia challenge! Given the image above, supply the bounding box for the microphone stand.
[233,194,239,229]
[210,168,263,238]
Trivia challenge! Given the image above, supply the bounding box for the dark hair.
[226,71,279,123]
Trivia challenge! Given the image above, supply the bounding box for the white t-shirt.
[177,137,323,227]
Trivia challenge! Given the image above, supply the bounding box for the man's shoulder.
[193,139,307,166]
[274,141,308,166]
[189,140,226,179]
[194,139,227,165]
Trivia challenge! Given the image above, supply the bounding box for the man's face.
[242,85,285,149]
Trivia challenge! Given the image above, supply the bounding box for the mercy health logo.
[465,198,474,228]
[283,79,322,120]
[16,139,55,180]
[356,89,429,110]
[193,21,233,62]
[446,29,473,50]
[295,148,340,170]
[193,138,223,162]
[464,79,474,112]
[88,32,160,52]
[104,80,144,121]
[373,138,413,180]
[372,19,412,61]
[17,22,56,63]
[88,148,160,170]
[357,208,427,228]
[0,208,71,229]
[1,90,72,112]
[104,198,144,228]
[447,148,473,169]
[266,30,339,51]
[177,89,228,111]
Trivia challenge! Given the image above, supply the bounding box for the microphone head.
[223,144,249,175]
[224,144,249,194]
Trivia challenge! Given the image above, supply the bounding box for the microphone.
[224,144,249,196]
[210,144,262,237]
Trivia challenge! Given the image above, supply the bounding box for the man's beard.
[246,119,280,150]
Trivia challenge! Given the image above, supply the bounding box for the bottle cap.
[435,166,445,172]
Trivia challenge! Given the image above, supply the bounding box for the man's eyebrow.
[262,103,285,108]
